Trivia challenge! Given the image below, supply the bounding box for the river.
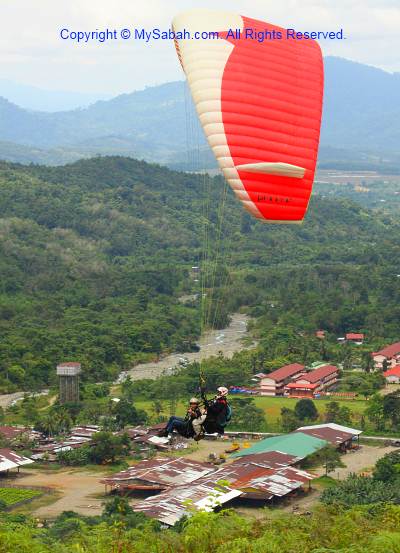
[123,313,253,381]
[0,313,253,406]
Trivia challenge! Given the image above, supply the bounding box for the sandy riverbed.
[126,313,253,381]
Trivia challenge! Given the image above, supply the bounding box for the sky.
[0,0,398,95]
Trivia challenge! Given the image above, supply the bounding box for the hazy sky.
[1,0,398,94]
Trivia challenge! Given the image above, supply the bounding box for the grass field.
[253,396,367,431]
[136,395,368,432]
[0,488,41,506]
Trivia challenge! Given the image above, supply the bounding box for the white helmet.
[217,387,228,397]
[189,397,199,404]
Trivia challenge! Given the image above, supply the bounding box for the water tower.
[56,362,81,404]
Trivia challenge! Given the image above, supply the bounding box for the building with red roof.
[285,364,339,398]
[383,365,400,384]
[315,330,325,339]
[372,342,400,370]
[259,363,305,396]
[346,333,364,344]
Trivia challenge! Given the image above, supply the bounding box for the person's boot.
[194,431,205,442]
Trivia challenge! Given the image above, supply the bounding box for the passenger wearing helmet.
[159,397,202,438]
[201,386,230,436]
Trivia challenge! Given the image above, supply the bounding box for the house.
[0,426,29,442]
[383,365,400,384]
[346,333,364,344]
[295,424,360,451]
[259,363,305,396]
[101,457,213,492]
[372,342,400,370]
[0,448,34,474]
[131,462,315,525]
[315,330,325,339]
[285,364,339,398]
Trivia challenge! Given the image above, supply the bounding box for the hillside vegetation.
[1,505,400,552]
[0,58,400,166]
[0,156,399,390]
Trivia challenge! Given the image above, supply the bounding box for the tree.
[294,399,318,421]
[151,400,164,423]
[383,391,400,428]
[90,432,130,464]
[358,381,375,400]
[113,399,147,429]
[102,496,133,518]
[325,401,352,426]
[121,376,136,402]
[361,351,374,373]
[321,445,344,476]
[337,406,352,426]
[321,474,400,507]
[229,398,265,432]
[373,451,400,483]
[365,394,385,431]
[280,408,299,432]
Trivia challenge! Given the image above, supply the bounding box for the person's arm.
[207,400,225,417]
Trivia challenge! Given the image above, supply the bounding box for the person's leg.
[166,416,184,433]
[192,414,206,436]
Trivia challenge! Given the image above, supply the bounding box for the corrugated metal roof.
[101,457,213,489]
[297,423,362,436]
[0,448,34,471]
[232,432,328,459]
[296,426,353,445]
[70,426,100,438]
[231,450,299,468]
[0,426,28,440]
[132,464,315,525]
[133,482,241,525]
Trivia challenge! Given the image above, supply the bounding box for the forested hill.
[0,156,399,390]
[0,57,399,166]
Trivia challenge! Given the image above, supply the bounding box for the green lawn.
[253,396,367,430]
[0,488,41,506]
[136,395,369,432]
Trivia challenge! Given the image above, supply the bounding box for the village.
[0,336,398,524]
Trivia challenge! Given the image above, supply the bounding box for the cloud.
[0,0,398,94]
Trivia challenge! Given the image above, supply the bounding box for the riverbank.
[124,313,253,381]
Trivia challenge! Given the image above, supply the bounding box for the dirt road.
[125,313,252,381]
[16,468,107,517]
[319,444,397,480]
[0,392,25,409]
[279,444,398,514]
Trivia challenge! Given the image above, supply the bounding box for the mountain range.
[0,57,399,168]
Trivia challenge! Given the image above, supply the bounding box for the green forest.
[0,156,399,391]
[1,501,400,552]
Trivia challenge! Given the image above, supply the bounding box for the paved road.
[0,390,50,410]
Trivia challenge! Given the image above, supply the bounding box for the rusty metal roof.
[132,463,314,525]
[0,448,34,471]
[297,423,362,437]
[101,457,213,489]
[70,425,100,438]
[295,426,353,445]
[133,481,241,525]
[0,426,28,440]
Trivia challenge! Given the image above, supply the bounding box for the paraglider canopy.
[172,9,324,223]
